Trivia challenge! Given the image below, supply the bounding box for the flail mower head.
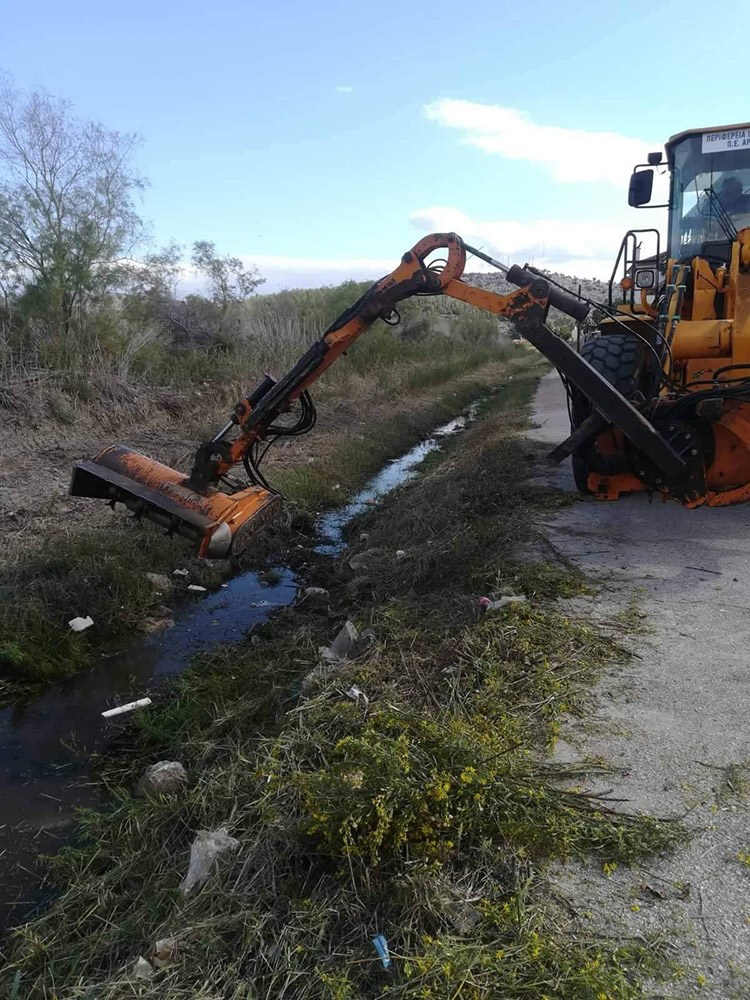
[70,445,281,558]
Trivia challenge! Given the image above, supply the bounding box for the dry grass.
[1,366,682,999]
[0,355,527,699]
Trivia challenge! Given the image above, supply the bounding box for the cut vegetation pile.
[1,366,682,999]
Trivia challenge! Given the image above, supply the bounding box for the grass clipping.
[2,375,681,998]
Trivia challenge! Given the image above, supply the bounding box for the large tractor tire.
[570,334,645,493]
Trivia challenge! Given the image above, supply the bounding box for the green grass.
[1,364,683,999]
[135,284,507,389]
[5,276,508,396]
[273,361,517,509]
[0,526,227,690]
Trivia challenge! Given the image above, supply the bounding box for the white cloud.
[245,254,391,290]
[176,254,392,295]
[423,98,654,186]
[409,205,656,279]
[335,85,354,93]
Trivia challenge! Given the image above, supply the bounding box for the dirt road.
[534,371,750,997]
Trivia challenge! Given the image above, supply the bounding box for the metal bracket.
[514,305,686,478]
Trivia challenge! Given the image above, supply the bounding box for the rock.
[180,827,240,895]
[136,760,188,798]
[346,575,373,599]
[300,586,329,603]
[145,572,171,593]
[447,903,482,936]
[151,936,178,970]
[133,956,154,979]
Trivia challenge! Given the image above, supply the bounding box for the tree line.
[0,75,264,359]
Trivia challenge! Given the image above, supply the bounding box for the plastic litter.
[68,615,94,632]
[346,684,369,707]
[172,568,189,577]
[102,697,152,719]
[180,827,240,895]
[395,549,407,560]
[320,620,359,662]
[151,936,178,970]
[133,956,154,979]
[187,584,207,592]
[372,934,391,970]
[303,622,374,694]
[478,595,527,611]
[145,572,171,593]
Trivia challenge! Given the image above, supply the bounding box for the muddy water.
[0,398,485,933]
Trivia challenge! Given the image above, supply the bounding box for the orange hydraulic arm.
[71,232,685,557]
[197,232,679,487]
[191,233,580,488]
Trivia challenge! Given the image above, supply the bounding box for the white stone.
[136,760,188,798]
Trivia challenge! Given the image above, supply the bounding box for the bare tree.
[191,240,264,313]
[0,75,146,332]
[124,241,266,349]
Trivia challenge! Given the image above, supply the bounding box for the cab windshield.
[669,130,750,262]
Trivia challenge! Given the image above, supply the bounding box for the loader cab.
[666,127,750,265]
[611,124,750,310]
[627,124,750,266]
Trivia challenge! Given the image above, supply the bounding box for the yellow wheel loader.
[71,121,750,557]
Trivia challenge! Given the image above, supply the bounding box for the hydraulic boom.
[70,232,687,557]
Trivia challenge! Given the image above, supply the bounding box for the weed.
[0,525,224,688]
[1,365,682,999]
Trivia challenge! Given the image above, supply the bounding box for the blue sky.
[3,0,747,289]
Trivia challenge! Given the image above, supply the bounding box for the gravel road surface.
[534,370,750,999]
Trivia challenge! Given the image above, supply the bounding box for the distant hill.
[463,269,608,302]
[463,270,610,339]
